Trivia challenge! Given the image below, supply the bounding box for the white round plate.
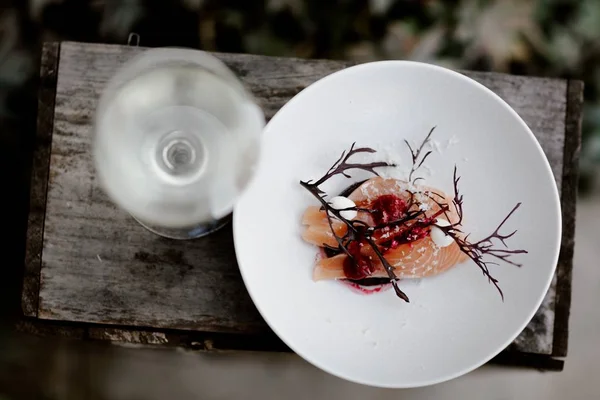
[233,61,561,388]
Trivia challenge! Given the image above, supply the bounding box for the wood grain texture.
[15,319,86,340]
[552,80,584,356]
[87,326,290,352]
[13,316,565,371]
[37,43,355,333]
[29,42,578,357]
[22,42,60,317]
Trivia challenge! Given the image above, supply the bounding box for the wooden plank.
[15,319,86,340]
[22,42,60,317]
[552,80,584,356]
[15,316,565,371]
[38,43,355,333]
[34,42,574,356]
[490,351,564,372]
[87,326,289,352]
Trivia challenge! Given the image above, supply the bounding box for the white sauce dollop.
[430,218,454,248]
[328,196,357,220]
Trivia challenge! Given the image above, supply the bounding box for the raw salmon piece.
[302,177,467,280]
[301,206,347,248]
[312,237,467,280]
[301,206,329,226]
[303,178,459,226]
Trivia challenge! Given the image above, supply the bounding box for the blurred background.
[2,0,600,192]
[1,0,599,399]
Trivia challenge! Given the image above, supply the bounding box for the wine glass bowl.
[93,48,264,239]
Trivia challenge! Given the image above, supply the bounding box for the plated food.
[233,60,561,388]
[300,128,526,301]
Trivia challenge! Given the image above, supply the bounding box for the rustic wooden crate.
[21,42,582,369]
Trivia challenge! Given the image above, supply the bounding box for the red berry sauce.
[342,241,374,280]
[371,194,407,225]
[331,191,433,294]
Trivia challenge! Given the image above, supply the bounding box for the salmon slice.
[301,207,346,248]
[302,177,468,280]
[312,237,467,280]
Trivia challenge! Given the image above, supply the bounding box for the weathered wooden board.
[23,42,60,318]
[23,41,581,359]
[552,80,583,356]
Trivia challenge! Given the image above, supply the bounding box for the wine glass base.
[134,214,231,240]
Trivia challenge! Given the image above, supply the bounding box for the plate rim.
[233,60,562,388]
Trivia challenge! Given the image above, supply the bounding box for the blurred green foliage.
[199,0,600,192]
[2,0,600,190]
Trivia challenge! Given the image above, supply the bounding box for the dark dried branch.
[310,143,394,187]
[420,191,453,221]
[301,130,527,303]
[473,203,522,248]
[363,235,409,302]
[441,174,527,300]
[300,144,410,301]
[407,126,436,183]
[451,165,465,226]
[417,150,433,169]
[324,211,354,260]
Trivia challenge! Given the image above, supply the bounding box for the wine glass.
[93,48,264,239]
